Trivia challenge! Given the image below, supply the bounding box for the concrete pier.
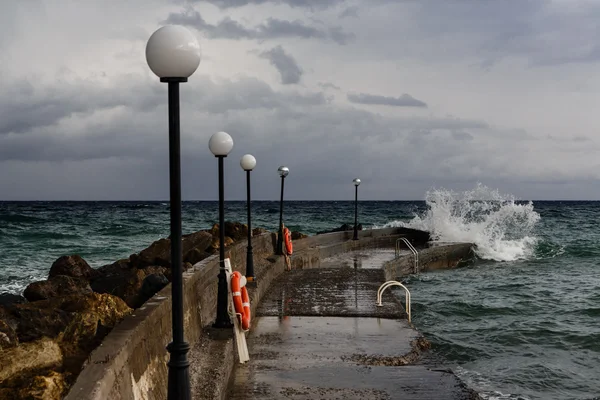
[64,228,476,400]
[228,250,479,399]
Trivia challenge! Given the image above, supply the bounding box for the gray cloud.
[339,6,359,19]
[186,0,343,9]
[259,45,303,84]
[2,0,599,200]
[319,82,340,90]
[164,8,354,44]
[347,93,427,108]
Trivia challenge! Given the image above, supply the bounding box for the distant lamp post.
[145,25,201,400]
[209,131,234,329]
[276,166,289,255]
[240,154,257,282]
[353,178,361,240]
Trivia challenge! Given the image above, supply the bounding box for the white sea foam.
[382,183,540,262]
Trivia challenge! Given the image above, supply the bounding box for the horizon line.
[1,199,599,202]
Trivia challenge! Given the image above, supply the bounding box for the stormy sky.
[1,0,600,200]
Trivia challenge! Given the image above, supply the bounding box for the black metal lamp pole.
[240,154,257,282]
[245,170,255,280]
[146,25,201,400]
[209,131,234,329]
[353,178,361,241]
[164,77,191,400]
[276,166,289,255]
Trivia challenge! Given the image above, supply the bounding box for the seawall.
[65,228,474,399]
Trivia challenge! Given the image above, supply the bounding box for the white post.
[225,259,250,363]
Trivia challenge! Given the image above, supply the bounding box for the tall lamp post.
[353,178,361,240]
[276,166,289,255]
[209,131,234,329]
[145,25,201,400]
[240,154,257,282]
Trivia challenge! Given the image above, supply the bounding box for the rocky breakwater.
[0,222,272,400]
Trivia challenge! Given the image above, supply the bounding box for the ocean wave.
[382,183,541,262]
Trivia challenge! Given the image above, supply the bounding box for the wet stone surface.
[228,250,479,399]
[228,317,478,399]
[318,249,400,270]
[257,267,404,319]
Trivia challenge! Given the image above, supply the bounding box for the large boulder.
[291,231,308,240]
[8,293,131,345]
[90,266,169,308]
[129,231,213,269]
[60,293,132,361]
[11,303,71,343]
[0,293,27,307]
[0,319,18,350]
[223,221,249,241]
[0,338,63,385]
[138,273,169,303]
[185,248,212,265]
[181,231,213,264]
[23,275,92,302]
[252,227,268,236]
[130,238,171,268]
[96,258,131,276]
[19,371,66,400]
[48,255,98,280]
[208,236,234,252]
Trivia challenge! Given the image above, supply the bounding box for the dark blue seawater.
[0,189,598,399]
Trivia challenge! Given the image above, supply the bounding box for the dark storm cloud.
[347,93,427,108]
[0,75,328,139]
[164,8,354,44]
[179,0,343,9]
[259,45,303,84]
[0,80,163,135]
[0,76,329,162]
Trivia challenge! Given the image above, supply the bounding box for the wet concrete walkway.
[228,250,479,399]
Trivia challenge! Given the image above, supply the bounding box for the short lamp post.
[276,166,289,255]
[353,178,361,240]
[145,25,201,400]
[240,154,257,282]
[209,131,234,329]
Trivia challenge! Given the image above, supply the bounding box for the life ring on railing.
[283,227,293,255]
[230,271,251,331]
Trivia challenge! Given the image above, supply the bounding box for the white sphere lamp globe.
[353,178,361,187]
[240,154,257,171]
[278,166,289,178]
[209,131,234,156]
[146,25,201,79]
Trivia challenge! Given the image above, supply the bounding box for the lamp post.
[276,166,289,255]
[240,154,257,282]
[209,131,234,329]
[353,178,361,240]
[145,25,201,400]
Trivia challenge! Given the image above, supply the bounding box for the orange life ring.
[284,227,293,255]
[230,271,251,331]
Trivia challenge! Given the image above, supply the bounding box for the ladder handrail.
[395,238,419,274]
[376,280,411,323]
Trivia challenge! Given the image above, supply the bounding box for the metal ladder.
[395,238,419,274]
[376,280,411,323]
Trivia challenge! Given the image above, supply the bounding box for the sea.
[0,184,598,400]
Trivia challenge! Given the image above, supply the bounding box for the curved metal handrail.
[376,280,411,322]
[395,238,419,274]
